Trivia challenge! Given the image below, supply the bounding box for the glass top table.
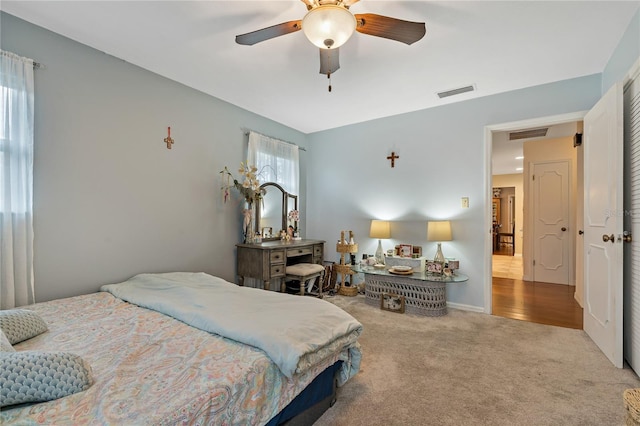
[350,265,468,283]
[350,265,468,316]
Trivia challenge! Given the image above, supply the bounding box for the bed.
[0,272,362,425]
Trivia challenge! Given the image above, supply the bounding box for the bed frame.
[269,361,342,425]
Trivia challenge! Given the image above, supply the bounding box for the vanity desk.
[236,239,325,290]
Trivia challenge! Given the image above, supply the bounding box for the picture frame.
[262,227,273,238]
[399,244,413,258]
[394,245,422,257]
[380,293,405,313]
[447,259,460,270]
[426,260,443,274]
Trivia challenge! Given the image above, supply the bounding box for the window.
[0,85,32,213]
[247,131,299,196]
[1,50,35,309]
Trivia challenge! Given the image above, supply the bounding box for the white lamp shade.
[427,221,452,242]
[369,220,391,239]
[302,5,357,49]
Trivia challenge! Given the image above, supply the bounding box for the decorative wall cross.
[164,127,174,149]
[387,151,399,168]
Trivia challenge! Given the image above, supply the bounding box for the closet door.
[624,73,640,373]
[583,83,623,368]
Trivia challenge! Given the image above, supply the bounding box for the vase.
[434,242,445,264]
[243,202,255,244]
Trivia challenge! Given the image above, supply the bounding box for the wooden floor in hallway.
[492,253,583,329]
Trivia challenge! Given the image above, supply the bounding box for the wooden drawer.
[270,263,285,278]
[270,250,285,264]
[313,244,323,257]
[287,246,313,257]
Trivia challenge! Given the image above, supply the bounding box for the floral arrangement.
[220,162,264,205]
[288,209,299,223]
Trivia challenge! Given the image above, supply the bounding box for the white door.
[532,160,571,285]
[623,75,640,372]
[575,140,585,307]
[583,83,623,368]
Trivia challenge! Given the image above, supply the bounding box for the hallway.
[492,252,522,280]
[492,254,583,329]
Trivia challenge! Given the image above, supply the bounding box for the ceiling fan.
[235,0,426,78]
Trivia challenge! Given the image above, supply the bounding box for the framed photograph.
[426,260,443,274]
[412,246,423,257]
[380,293,405,313]
[399,244,413,258]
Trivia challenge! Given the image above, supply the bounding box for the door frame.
[483,111,587,314]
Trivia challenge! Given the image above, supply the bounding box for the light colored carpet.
[316,294,640,426]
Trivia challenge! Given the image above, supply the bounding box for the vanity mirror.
[255,182,298,241]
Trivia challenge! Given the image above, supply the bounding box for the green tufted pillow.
[0,330,14,352]
[0,351,93,407]
[0,309,48,344]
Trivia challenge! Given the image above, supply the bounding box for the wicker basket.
[338,285,359,296]
[334,264,354,275]
[364,274,447,316]
[336,243,358,253]
[624,389,640,425]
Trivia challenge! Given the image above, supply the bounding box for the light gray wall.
[4,7,639,311]
[1,13,308,302]
[306,75,602,311]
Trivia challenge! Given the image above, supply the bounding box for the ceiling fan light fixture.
[302,5,356,49]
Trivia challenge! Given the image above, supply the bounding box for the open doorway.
[492,186,517,257]
[487,113,584,329]
[491,186,522,284]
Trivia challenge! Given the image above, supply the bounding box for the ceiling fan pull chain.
[328,72,332,92]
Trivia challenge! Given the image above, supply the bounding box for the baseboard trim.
[447,302,485,313]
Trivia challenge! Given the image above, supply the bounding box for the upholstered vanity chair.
[284,263,325,297]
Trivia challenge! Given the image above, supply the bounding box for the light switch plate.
[461,197,469,208]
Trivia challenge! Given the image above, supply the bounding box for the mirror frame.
[255,182,298,241]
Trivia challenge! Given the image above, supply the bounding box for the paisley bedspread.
[101,272,363,379]
[1,292,351,425]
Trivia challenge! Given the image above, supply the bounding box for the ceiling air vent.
[509,128,548,140]
[437,85,475,99]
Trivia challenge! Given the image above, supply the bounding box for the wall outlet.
[461,197,470,208]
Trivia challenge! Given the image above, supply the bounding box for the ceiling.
[3,1,638,136]
[491,121,580,176]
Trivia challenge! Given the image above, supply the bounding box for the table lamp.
[369,220,391,265]
[427,220,452,264]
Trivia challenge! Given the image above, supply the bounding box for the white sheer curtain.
[247,131,299,195]
[1,50,35,309]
